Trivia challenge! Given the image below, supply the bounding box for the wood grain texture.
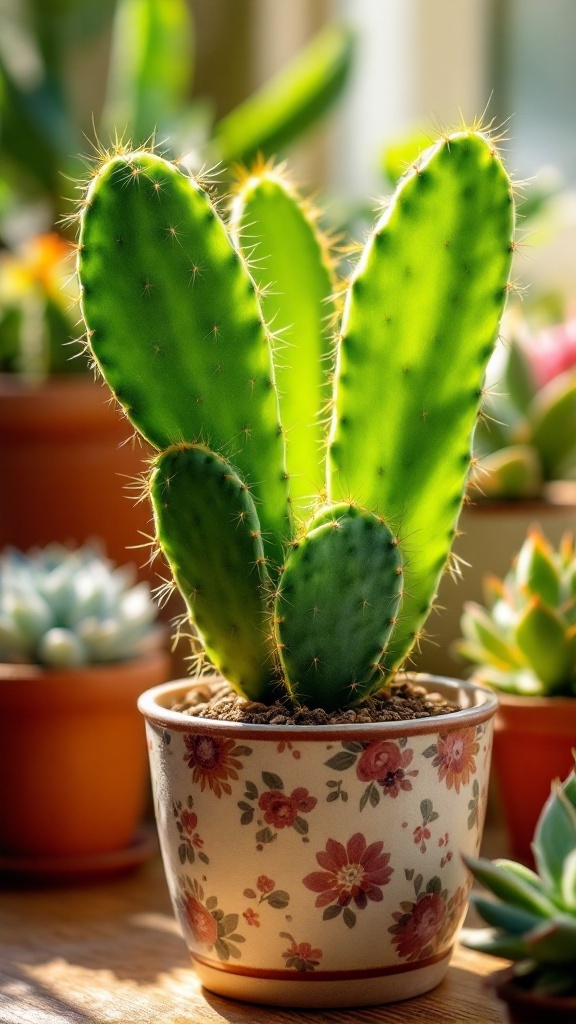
[0,852,507,1024]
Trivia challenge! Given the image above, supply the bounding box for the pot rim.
[138,672,498,740]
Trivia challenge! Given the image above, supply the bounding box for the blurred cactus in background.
[458,527,576,696]
[471,314,576,500]
[0,0,354,378]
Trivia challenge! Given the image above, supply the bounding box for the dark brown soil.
[173,678,462,725]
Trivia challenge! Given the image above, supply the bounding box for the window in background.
[491,0,576,183]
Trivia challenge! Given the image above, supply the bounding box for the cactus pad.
[150,445,278,701]
[79,151,290,567]
[274,504,403,709]
[329,131,514,673]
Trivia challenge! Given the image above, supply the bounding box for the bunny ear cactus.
[77,128,514,711]
[462,763,576,998]
[458,527,576,696]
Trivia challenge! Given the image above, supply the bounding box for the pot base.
[0,824,157,884]
[194,948,452,1007]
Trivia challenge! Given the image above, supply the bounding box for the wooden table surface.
[0,844,509,1024]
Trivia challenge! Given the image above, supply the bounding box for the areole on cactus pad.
[77,127,515,712]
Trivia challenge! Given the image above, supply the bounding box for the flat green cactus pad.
[150,444,278,701]
[274,504,403,709]
[329,131,514,673]
[79,151,290,568]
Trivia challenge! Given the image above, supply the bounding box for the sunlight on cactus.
[76,126,515,711]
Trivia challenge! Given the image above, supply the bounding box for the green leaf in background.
[378,127,433,186]
[210,22,355,169]
[103,0,195,146]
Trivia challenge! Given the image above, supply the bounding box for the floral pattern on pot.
[173,796,209,866]
[178,876,246,961]
[410,799,440,853]
[303,832,393,929]
[280,932,323,972]
[183,734,252,797]
[422,726,480,794]
[237,770,317,848]
[142,678,497,994]
[324,737,418,810]
[242,875,290,913]
[388,871,471,962]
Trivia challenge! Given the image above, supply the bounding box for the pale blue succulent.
[0,544,158,667]
[462,762,576,997]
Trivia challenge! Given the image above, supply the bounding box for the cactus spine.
[231,164,336,520]
[78,129,514,711]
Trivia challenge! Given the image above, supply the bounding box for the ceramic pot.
[491,968,576,1023]
[0,648,169,862]
[139,675,497,1008]
[491,692,576,865]
[409,483,576,680]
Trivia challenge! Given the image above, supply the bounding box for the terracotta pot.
[491,692,576,865]
[0,374,154,575]
[139,675,497,1008]
[409,482,576,680]
[0,648,169,861]
[492,968,576,1023]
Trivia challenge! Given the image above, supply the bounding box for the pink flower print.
[282,939,323,972]
[180,809,198,834]
[259,787,317,829]
[183,734,248,797]
[257,875,275,894]
[303,832,393,911]
[356,740,417,797]
[243,908,260,927]
[182,894,218,946]
[391,892,446,961]
[413,825,431,846]
[435,728,479,794]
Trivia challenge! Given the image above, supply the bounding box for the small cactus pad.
[329,131,514,673]
[274,504,403,710]
[232,165,335,519]
[150,445,278,701]
[79,151,290,567]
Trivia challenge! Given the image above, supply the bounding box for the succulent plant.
[458,527,576,696]
[470,326,576,500]
[461,761,576,998]
[0,544,158,667]
[76,127,514,712]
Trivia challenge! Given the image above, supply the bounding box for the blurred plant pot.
[0,647,169,866]
[138,674,497,1008]
[410,482,576,680]
[491,968,576,1023]
[491,692,576,866]
[0,374,155,575]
